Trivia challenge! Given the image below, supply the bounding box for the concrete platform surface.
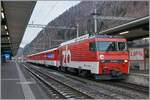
[1,61,50,99]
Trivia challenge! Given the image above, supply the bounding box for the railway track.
[101,81,149,94]
[24,63,127,99]
[23,63,149,99]
[23,64,94,99]
[29,63,149,94]
[61,72,149,98]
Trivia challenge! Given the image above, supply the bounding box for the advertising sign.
[129,48,144,60]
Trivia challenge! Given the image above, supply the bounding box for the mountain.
[22,1,149,55]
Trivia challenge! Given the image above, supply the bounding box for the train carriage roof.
[28,47,58,57]
[60,34,126,46]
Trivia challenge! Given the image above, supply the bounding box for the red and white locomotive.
[27,34,129,79]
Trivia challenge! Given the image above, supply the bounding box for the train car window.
[118,42,127,51]
[89,42,96,51]
[89,41,127,51]
[96,42,117,51]
[47,53,54,59]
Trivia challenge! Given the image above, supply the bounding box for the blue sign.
[47,54,54,59]
[4,54,11,60]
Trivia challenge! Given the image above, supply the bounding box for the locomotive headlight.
[124,60,128,62]
[99,55,104,60]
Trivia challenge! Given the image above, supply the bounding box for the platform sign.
[4,54,10,60]
[129,48,144,60]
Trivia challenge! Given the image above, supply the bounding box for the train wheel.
[58,66,61,71]
[78,70,90,77]
[60,66,66,72]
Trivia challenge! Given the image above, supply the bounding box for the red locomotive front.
[90,36,129,79]
[59,34,129,79]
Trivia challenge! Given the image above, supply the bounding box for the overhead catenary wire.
[42,1,58,24]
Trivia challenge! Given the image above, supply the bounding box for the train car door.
[59,48,63,67]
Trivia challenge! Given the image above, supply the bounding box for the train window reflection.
[118,42,126,51]
[89,41,127,51]
[96,42,117,51]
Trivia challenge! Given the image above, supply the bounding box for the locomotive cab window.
[96,42,117,51]
[118,42,127,51]
[89,41,127,52]
[89,42,96,51]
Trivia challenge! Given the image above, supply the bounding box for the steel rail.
[103,81,149,94]
[25,63,130,99]
[23,64,67,99]
[23,64,93,99]
[25,63,148,99]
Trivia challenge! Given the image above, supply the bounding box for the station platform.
[1,61,50,99]
[124,70,149,87]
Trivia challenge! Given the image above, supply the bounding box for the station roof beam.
[1,1,36,56]
[99,16,149,41]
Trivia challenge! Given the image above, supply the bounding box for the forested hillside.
[19,1,148,56]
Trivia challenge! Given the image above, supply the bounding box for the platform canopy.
[99,16,149,41]
[1,1,36,56]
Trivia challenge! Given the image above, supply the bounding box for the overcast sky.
[20,1,80,48]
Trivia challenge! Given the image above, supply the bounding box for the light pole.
[76,23,79,38]
[94,8,97,33]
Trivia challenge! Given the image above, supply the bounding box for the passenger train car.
[27,48,59,66]
[27,34,129,80]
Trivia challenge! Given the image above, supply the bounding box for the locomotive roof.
[28,47,57,56]
[27,34,125,57]
[60,34,125,46]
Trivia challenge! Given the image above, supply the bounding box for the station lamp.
[8,37,11,43]
[6,32,9,35]
[119,31,129,35]
[1,12,4,19]
[5,25,7,30]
